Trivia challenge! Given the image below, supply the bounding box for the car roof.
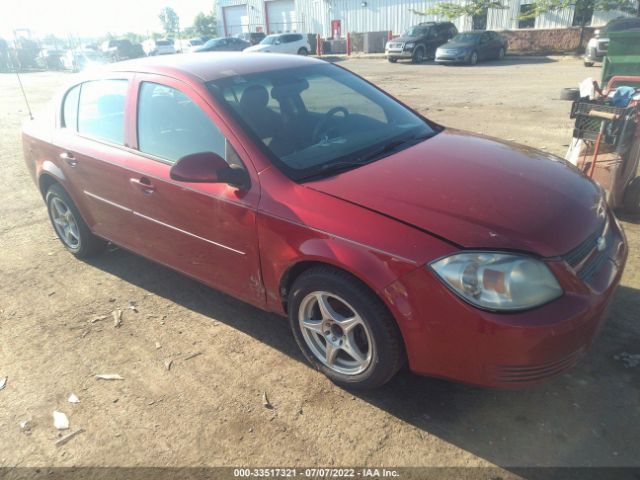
[105,52,324,83]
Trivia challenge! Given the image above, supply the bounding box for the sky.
[1,0,216,39]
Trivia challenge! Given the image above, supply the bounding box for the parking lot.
[1,56,639,473]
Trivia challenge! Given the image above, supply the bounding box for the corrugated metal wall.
[216,0,629,37]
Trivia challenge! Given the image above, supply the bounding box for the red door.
[123,74,264,307]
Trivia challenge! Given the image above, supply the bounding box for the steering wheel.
[312,107,350,143]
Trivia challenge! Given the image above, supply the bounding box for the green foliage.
[159,6,180,36]
[519,0,638,20]
[414,0,507,21]
[192,11,218,38]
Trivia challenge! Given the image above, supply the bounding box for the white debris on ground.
[112,309,123,328]
[68,393,80,404]
[614,352,640,368]
[55,428,84,447]
[0,376,6,390]
[95,374,124,381]
[53,411,69,430]
[19,420,32,433]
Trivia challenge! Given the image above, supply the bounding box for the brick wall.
[499,26,597,54]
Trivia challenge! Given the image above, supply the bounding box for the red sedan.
[22,53,627,389]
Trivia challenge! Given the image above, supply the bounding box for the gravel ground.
[0,57,639,474]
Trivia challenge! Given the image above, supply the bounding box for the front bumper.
[383,214,627,388]
[385,49,413,59]
[435,53,469,63]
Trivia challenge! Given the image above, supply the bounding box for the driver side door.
[125,74,264,306]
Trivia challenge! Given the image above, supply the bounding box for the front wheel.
[387,57,398,63]
[46,184,106,258]
[288,267,405,389]
[411,47,425,64]
[468,51,478,65]
[297,47,308,56]
[498,47,505,60]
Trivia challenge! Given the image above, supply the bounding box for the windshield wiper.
[297,134,430,182]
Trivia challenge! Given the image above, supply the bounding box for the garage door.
[266,0,297,33]
[223,5,249,36]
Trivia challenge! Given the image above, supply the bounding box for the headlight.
[404,42,415,49]
[430,252,562,311]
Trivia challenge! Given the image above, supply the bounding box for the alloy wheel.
[298,291,373,375]
[50,196,80,249]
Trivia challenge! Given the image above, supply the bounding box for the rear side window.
[78,79,128,144]
[62,84,80,130]
[137,82,238,166]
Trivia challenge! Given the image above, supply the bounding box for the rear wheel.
[288,267,405,389]
[411,46,425,64]
[297,47,308,56]
[584,61,594,67]
[46,184,106,258]
[498,47,505,60]
[623,177,640,214]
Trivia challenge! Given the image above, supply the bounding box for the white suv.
[143,39,176,56]
[244,33,310,55]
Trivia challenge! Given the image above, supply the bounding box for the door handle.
[130,177,156,194]
[59,152,78,167]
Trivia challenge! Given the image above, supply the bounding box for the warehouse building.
[216,0,630,37]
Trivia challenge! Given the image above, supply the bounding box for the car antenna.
[15,70,34,120]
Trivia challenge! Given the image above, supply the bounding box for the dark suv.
[385,22,458,63]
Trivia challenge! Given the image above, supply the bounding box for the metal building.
[216,0,631,37]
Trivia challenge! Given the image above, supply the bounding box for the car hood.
[245,44,270,52]
[439,41,476,49]
[393,35,421,43]
[305,130,604,257]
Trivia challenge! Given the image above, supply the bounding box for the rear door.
[125,74,264,306]
[52,75,141,249]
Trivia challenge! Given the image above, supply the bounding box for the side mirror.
[170,152,249,189]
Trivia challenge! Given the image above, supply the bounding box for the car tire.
[560,87,580,101]
[468,51,478,65]
[288,266,405,389]
[297,47,308,56]
[411,47,425,64]
[584,61,594,67]
[46,184,106,258]
[498,47,505,60]
[623,177,640,214]
[388,57,397,63]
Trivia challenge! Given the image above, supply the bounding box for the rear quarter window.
[77,79,128,145]
[62,84,81,130]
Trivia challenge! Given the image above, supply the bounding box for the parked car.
[193,37,250,52]
[22,53,627,389]
[175,38,204,53]
[385,21,458,63]
[62,49,108,71]
[39,48,65,70]
[142,38,176,56]
[435,31,507,65]
[101,39,145,61]
[244,33,310,55]
[235,32,266,46]
[584,17,640,67]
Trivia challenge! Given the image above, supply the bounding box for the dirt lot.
[1,57,639,474]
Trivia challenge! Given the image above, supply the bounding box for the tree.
[159,7,180,37]
[520,0,640,22]
[414,0,507,22]
[192,11,218,38]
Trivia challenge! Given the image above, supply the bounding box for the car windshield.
[260,35,280,45]
[190,39,203,46]
[204,38,223,47]
[403,26,429,37]
[451,32,481,43]
[207,63,438,181]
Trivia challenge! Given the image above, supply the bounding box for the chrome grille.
[562,219,611,282]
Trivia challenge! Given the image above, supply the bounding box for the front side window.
[78,79,128,144]
[137,82,240,167]
[208,63,437,181]
[62,84,81,130]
